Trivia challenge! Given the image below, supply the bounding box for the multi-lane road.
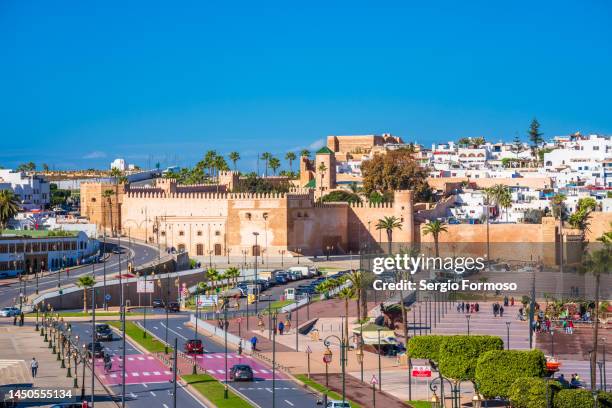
[0,238,159,308]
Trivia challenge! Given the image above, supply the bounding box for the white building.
[110,158,127,171]
[0,169,50,210]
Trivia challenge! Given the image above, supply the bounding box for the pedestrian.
[20,312,25,326]
[461,302,465,313]
[81,399,88,408]
[510,297,515,307]
[30,357,38,378]
[504,296,508,307]
[475,303,480,312]
[493,303,498,317]
[278,321,285,335]
[250,336,258,351]
[456,303,461,313]
[568,320,574,334]
[238,340,243,356]
[500,306,504,317]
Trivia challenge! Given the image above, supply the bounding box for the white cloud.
[83,151,107,159]
[308,139,325,150]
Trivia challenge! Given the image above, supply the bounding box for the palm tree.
[225,267,240,287]
[285,152,296,172]
[76,275,96,313]
[581,237,611,390]
[102,189,114,236]
[471,136,486,147]
[499,192,512,222]
[338,286,355,343]
[346,270,363,322]
[206,268,219,294]
[261,152,273,177]
[269,157,281,175]
[229,152,240,172]
[42,163,50,172]
[0,190,20,233]
[300,149,311,159]
[317,162,327,195]
[422,220,448,257]
[375,216,403,254]
[110,167,124,236]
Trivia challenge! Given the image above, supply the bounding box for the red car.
[184,339,204,354]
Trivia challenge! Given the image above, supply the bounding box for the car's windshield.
[96,325,109,331]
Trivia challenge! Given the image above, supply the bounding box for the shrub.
[407,335,445,362]
[475,349,546,399]
[438,335,503,381]
[554,389,596,408]
[509,377,560,408]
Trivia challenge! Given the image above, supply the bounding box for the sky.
[1,0,611,171]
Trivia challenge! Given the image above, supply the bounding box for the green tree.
[528,118,544,162]
[228,152,240,172]
[206,268,219,294]
[509,377,560,408]
[0,190,20,232]
[42,163,50,172]
[269,157,281,175]
[438,335,503,382]
[475,349,546,399]
[300,149,310,159]
[317,162,327,195]
[321,190,361,204]
[568,197,597,234]
[337,286,355,343]
[376,216,402,254]
[346,270,363,322]
[580,239,611,390]
[422,220,448,257]
[512,134,523,160]
[361,149,432,202]
[110,167,124,236]
[76,275,96,313]
[285,152,296,172]
[472,136,486,147]
[225,266,240,287]
[457,137,471,148]
[261,152,272,177]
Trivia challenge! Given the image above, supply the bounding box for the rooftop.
[0,229,79,238]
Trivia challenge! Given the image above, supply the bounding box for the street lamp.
[356,348,364,383]
[377,328,382,391]
[466,314,471,336]
[323,347,332,387]
[550,330,555,357]
[253,232,259,314]
[295,248,302,264]
[358,322,364,382]
[472,393,482,408]
[506,321,511,350]
[278,250,285,267]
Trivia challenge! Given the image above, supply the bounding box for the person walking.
[499,306,504,317]
[238,340,243,356]
[30,357,38,378]
[250,336,258,351]
[278,321,285,335]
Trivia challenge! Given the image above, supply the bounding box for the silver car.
[0,307,21,317]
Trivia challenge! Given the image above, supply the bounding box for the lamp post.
[278,250,285,267]
[165,265,169,354]
[306,345,312,379]
[81,344,86,401]
[506,321,511,350]
[550,330,555,357]
[272,311,277,408]
[323,333,347,406]
[223,299,229,399]
[358,322,364,382]
[377,328,382,391]
[602,338,607,392]
[193,282,200,375]
[35,304,40,331]
[66,327,72,378]
[296,248,302,264]
[323,347,332,387]
[253,232,259,314]
[466,314,471,336]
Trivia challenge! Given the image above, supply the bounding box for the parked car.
[184,339,204,354]
[112,247,122,254]
[0,307,20,317]
[152,299,165,308]
[274,274,288,285]
[95,324,113,341]
[167,302,180,312]
[325,400,351,408]
[86,342,105,358]
[230,364,254,381]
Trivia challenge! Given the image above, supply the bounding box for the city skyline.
[2,0,612,170]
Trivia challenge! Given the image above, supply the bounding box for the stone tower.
[314,146,336,193]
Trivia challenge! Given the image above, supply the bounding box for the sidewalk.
[0,321,117,407]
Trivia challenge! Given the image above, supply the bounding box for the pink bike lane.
[192,352,286,381]
[94,355,173,385]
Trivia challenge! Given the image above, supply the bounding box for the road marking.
[284,400,294,406]
[142,383,148,388]
[150,391,156,396]
[164,371,172,375]
[265,388,273,393]
[163,404,169,408]
[153,371,161,375]
[130,392,137,399]
[143,372,150,376]
[137,357,145,361]
[153,326,159,330]
[132,373,140,377]
[161,322,188,340]
[176,326,182,330]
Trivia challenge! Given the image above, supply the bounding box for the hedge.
[475,349,546,398]
[407,335,445,362]
[508,377,560,408]
[554,389,612,408]
[438,335,503,381]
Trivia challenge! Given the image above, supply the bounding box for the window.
[246,212,252,220]
[196,244,204,256]
[179,231,185,236]
[91,197,96,202]
[197,231,202,236]
[215,231,220,236]
[161,231,166,236]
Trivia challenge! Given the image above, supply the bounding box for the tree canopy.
[361,150,432,202]
[321,190,361,204]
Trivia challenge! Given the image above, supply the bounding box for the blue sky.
[1,0,611,171]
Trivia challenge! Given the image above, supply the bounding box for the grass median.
[182,374,252,408]
[108,321,170,353]
[29,311,138,317]
[295,374,362,408]
[407,401,431,408]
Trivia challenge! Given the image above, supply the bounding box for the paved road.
[140,315,321,408]
[68,320,208,408]
[0,238,159,308]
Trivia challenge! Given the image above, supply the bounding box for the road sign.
[370,375,378,385]
[198,295,218,307]
[306,345,312,354]
[411,365,432,378]
[104,294,111,301]
[137,280,154,293]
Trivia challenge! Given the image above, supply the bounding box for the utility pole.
[91,266,96,408]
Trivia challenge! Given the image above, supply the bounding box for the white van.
[287,266,311,278]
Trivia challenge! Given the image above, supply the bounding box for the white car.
[326,401,351,408]
[0,307,20,317]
